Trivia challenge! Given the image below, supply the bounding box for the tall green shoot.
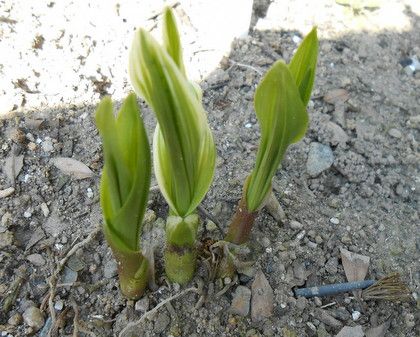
[95,93,151,299]
[225,28,318,244]
[129,7,216,283]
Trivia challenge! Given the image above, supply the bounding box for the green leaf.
[129,27,215,217]
[246,61,308,212]
[162,6,185,76]
[95,93,151,251]
[288,27,318,106]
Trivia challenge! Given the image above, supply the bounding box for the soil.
[0,0,419,336]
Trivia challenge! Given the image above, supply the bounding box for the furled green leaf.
[288,27,318,106]
[95,93,151,251]
[246,61,308,212]
[129,27,215,217]
[162,6,185,76]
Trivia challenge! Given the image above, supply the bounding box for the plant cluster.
[95,7,318,299]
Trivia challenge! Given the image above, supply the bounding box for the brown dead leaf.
[324,89,349,104]
[51,157,94,180]
[340,248,370,282]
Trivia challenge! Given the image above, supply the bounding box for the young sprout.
[95,93,151,299]
[225,28,318,244]
[129,7,216,283]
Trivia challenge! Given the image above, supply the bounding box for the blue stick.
[295,279,375,298]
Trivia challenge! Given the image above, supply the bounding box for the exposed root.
[118,287,199,337]
[362,273,411,301]
[215,274,238,298]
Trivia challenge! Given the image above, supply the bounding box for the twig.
[197,205,224,235]
[229,60,263,75]
[118,287,199,337]
[71,299,79,337]
[47,226,101,337]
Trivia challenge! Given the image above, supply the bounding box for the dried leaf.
[4,155,24,183]
[324,89,349,104]
[51,157,94,180]
[340,248,370,282]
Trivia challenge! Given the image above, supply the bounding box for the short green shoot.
[226,28,318,244]
[129,7,216,283]
[95,93,151,299]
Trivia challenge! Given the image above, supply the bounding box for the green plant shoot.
[129,7,216,283]
[226,28,318,244]
[95,93,151,299]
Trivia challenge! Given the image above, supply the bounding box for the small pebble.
[54,300,64,311]
[87,188,94,198]
[40,203,50,217]
[289,220,303,230]
[350,311,360,321]
[23,307,45,332]
[330,217,340,225]
[23,209,32,218]
[26,253,46,267]
[230,285,251,316]
[135,297,149,312]
[41,138,54,152]
[8,312,22,326]
[388,128,402,138]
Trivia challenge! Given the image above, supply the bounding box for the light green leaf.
[162,6,185,76]
[246,61,308,212]
[288,27,318,106]
[129,27,215,217]
[95,93,151,251]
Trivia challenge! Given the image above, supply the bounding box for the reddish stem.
[225,196,258,245]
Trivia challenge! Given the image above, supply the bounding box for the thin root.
[118,287,199,337]
[47,225,101,337]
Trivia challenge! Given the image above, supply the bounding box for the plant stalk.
[225,196,258,245]
[164,214,199,284]
[106,236,149,299]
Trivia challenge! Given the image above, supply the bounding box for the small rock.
[205,220,218,231]
[289,220,303,230]
[315,309,342,328]
[60,266,78,285]
[336,325,364,337]
[388,128,402,138]
[230,285,251,316]
[23,208,32,218]
[251,270,274,322]
[23,307,45,332]
[40,203,50,217]
[26,253,46,267]
[324,89,349,105]
[41,138,54,152]
[326,122,348,145]
[352,311,361,321]
[330,217,340,225]
[295,297,307,310]
[307,142,334,177]
[8,312,22,326]
[0,231,13,248]
[103,260,118,278]
[153,312,170,334]
[365,322,390,337]
[87,188,94,198]
[54,300,64,311]
[4,155,24,183]
[135,297,149,312]
[0,187,15,198]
